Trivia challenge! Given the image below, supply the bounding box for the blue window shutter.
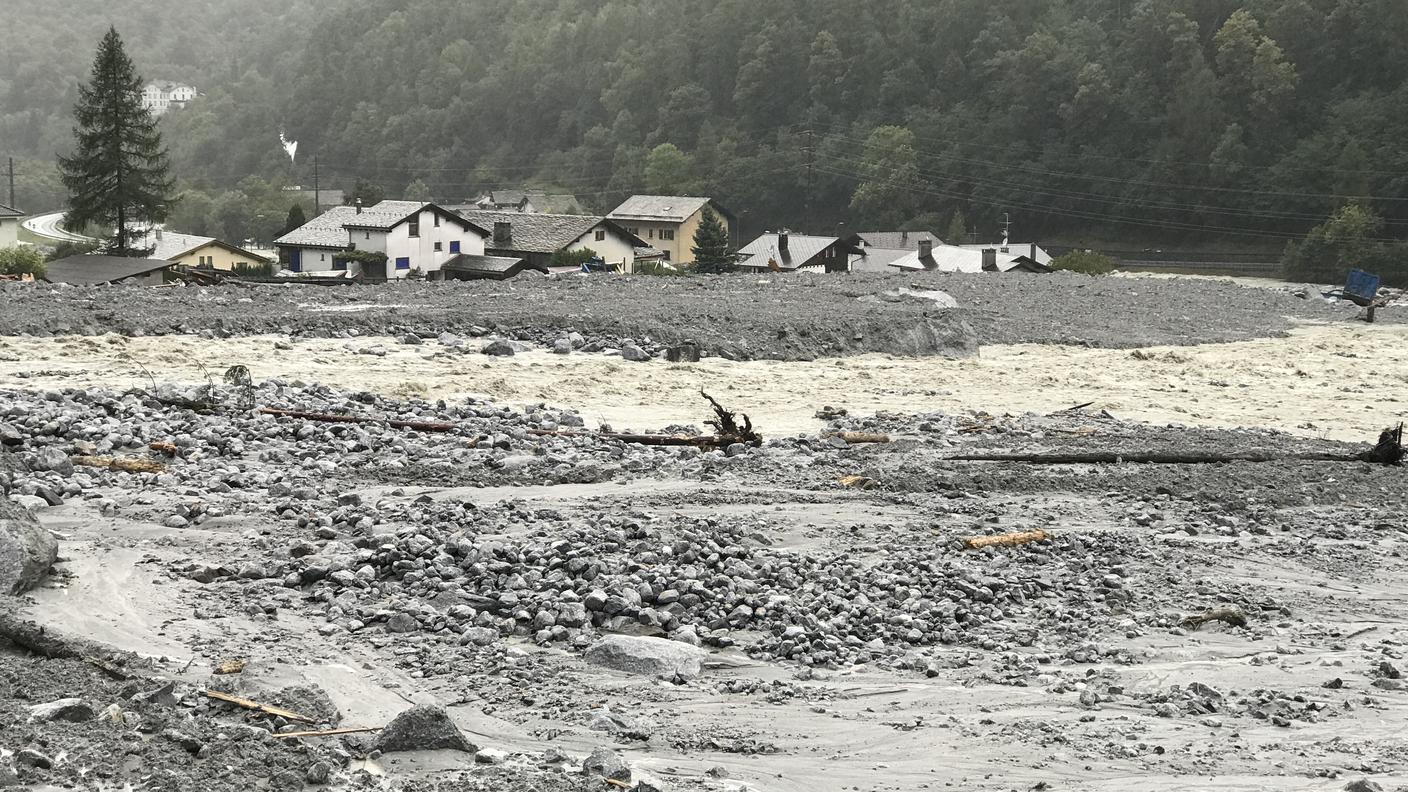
[396,257,411,270]
[450,241,460,253]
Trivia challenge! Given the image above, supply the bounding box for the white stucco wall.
[568,225,636,271]
[382,210,486,278]
[0,217,18,248]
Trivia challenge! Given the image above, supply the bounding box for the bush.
[231,261,275,277]
[550,247,600,269]
[0,247,47,278]
[1051,250,1116,275]
[635,259,689,276]
[1283,204,1408,288]
[46,240,99,261]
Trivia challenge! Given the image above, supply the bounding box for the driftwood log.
[0,613,138,679]
[963,529,1049,550]
[1182,607,1248,630]
[258,407,460,433]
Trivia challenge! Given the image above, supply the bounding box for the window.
[660,229,675,241]
[320,253,326,261]
[434,242,443,252]
[365,231,370,240]
[433,214,440,227]
[450,241,461,254]
[395,257,411,270]
[662,250,671,261]
[408,216,420,237]
[332,258,347,271]
[594,229,606,242]
[648,229,654,239]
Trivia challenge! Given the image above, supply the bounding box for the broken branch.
[72,455,165,474]
[1181,607,1247,630]
[964,529,1049,550]
[204,690,314,723]
[273,726,381,739]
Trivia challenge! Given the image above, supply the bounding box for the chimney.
[355,198,363,215]
[493,221,512,246]
[901,230,909,246]
[918,239,933,259]
[156,227,163,241]
[981,249,998,271]
[777,231,789,254]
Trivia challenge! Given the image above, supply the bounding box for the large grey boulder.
[584,635,707,680]
[374,704,477,753]
[0,497,57,595]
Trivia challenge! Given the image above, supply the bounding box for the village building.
[452,209,645,273]
[138,229,270,271]
[140,81,197,116]
[0,204,21,248]
[43,255,174,285]
[735,231,864,273]
[470,190,585,215]
[959,242,1054,266]
[607,195,733,265]
[274,200,489,280]
[888,240,1052,273]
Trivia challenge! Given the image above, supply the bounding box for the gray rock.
[1345,781,1384,792]
[568,331,586,348]
[401,333,424,345]
[273,685,341,726]
[28,698,94,722]
[31,447,72,475]
[374,704,477,753]
[581,747,631,782]
[15,748,53,769]
[387,612,419,633]
[552,338,573,355]
[665,344,701,363]
[0,497,58,595]
[620,345,652,362]
[305,761,333,784]
[584,635,707,680]
[474,748,508,764]
[128,681,178,709]
[483,340,516,357]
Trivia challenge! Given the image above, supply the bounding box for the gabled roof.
[0,203,22,218]
[451,209,645,254]
[736,233,859,271]
[850,247,913,272]
[275,201,487,249]
[608,195,724,223]
[441,253,547,280]
[136,229,266,263]
[888,244,1051,273]
[959,243,1053,266]
[856,231,944,251]
[43,255,174,285]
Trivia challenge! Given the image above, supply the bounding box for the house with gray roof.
[43,255,174,286]
[0,203,22,248]
[607,195,734,265]
[735,231,864,273]
[888,240,1052,273]
[451,209,646,273]
[855,230,944,251]
[275,200,489,280]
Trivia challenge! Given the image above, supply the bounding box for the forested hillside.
[8,0,1408,249]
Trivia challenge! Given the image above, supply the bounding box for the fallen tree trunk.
[945,451,1369,465]
[527,429,743,449]
[0,613,137,679]
[257,407,459,433]
[72,455,165,474]
[964,529,1049,550]
[828,432,891,444]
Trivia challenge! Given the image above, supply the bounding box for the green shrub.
[231,261,275,277]
[0,246,47,278]
[1051,250,1116,275]
[635,259,689,276]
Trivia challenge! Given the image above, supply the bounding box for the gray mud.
[1,271,1393,360]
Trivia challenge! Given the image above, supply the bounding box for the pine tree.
[58,28,173,257]
[945,209,968,244]
[691,208,734,273]
[283,203,307,235]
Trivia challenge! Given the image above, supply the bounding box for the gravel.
[2,272,1390,360]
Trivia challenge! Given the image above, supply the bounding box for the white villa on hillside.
[274,200,490,280]
[141,82,197,116]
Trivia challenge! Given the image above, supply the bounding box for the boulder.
[620,345,652,363]
[665,344,701,363]
[582,747,631,782]
[482,340,516,357]
[28,698,94,723]
[374,704,477,753]
[0,497,58,595]
[584,635,707,680]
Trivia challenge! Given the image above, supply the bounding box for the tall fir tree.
[690,208,734,274]
[283,203,307,235]
[59,28,173,257]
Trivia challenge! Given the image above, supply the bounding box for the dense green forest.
[7,0,1408,253]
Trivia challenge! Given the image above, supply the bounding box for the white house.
[274,200,490,279]
[0,203,21,248]
[141,82,198,116]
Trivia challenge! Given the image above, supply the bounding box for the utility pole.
[803,130,814,227]
[313,155,320,216]
[7,157,14,209]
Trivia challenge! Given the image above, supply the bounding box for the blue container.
[1345,269,1381,305]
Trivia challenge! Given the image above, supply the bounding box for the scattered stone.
[0,496,58,595]
[581,747,631,782]
[585,635,707,681]
[482,340,516,357]
[374,704,477,753]
[620,345,651,362]
[1345,780,1384,792]
[15,748,53,769]
[27,698,94,722]
[665,344,700,363]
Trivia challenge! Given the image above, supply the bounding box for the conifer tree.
[690,208,734,273]
[283,203,307,235]
[58,27,173,257]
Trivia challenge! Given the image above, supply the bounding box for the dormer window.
[408,216,420,238]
